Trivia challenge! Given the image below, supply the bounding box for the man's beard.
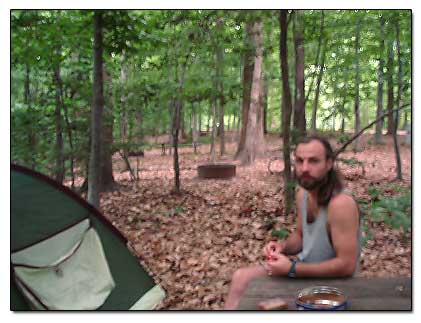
[294,170,328,191]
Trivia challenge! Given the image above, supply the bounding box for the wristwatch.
[287,260,297,278]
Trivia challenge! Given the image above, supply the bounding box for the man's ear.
[326,158,333,171]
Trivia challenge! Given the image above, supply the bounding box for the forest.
[11,10,411,310]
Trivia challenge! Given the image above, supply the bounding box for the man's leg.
[224,265,267,310]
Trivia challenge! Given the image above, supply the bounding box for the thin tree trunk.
[311,39,327,132]
[305,10,325,106]
[293,10,306,140]
[192,103,198,154]
[210,47,219,159]
[198,105,202,133]
[206,104,211,133]
[353,18,362,152]
[172,46,192,194]
[101,67,115,191]
[232,112,236,133]
[211,100,217,162]
[181,106,186,140]
[24,63,36,169]
[120,66,128,155]
[340,71,349,134]
[217,44,226,156]
[280,10,295,215]
[375,16,385,144]
[88,11,104,209]
[54,64,75,187]
[227,114,231,131]
[54,68,65,184]
[235,22,254,159]
[173,98,181,192]
[393,19,403,180]
[262,76,268,134]
[386,37,395,135]
[403,111,408,132]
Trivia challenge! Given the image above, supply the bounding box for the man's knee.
[231,268,247,285]
[231,266,266,286]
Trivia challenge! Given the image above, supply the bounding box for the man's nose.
[302,160,309,171]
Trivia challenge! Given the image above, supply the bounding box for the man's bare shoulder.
[296,187,305,201]
[327,192,359,219]
[329,192,357,206]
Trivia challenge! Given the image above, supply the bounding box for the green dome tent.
[11,164,166,310]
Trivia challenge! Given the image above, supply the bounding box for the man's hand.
[266,253,291,276]
[263,241,286,260]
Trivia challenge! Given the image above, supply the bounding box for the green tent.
[11,164,166,310]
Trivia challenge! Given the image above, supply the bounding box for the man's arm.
[294,193,360,277]
[282,188,304,256]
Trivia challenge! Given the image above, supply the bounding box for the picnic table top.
[236,276,411,311]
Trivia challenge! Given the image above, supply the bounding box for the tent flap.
[11,164,166,311]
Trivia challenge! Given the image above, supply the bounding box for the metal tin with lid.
[296,286,347,310]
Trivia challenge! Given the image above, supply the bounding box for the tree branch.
[334,103,410,158]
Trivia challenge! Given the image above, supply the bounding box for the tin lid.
[296,286,347,309]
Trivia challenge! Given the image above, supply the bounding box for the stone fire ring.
[197,163,236,179]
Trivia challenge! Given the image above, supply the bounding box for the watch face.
[288,261,296,278]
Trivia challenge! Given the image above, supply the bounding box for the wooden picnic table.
[236,276,411,311]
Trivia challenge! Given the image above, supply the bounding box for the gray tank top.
[296,190,361,276]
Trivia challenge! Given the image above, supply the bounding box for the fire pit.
[197,163,236,179]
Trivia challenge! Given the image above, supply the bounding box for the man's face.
[294,140,333,191]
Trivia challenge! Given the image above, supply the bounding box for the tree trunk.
[53,63,75,187]
[210,99,217,162]
[393,19,403,180]
[172,46,191,193]
[293,10,306,141]
[280,10,295,216]
[386,37,395,135]
[237,19,265,165]
[24,63,36,169]
[54,66,65,184]
[120,66,128,155]
[206,104,211,134]
[339,71,349,134]
[353,18,362,152]
[181,106,187,140]
[192,103,198,154]
[232,112,236,133]
[262,76,269,134]
[305,10,325,107]
[173,98,182,192]
[375,16,385,144]
[135,107,143,145]
[198,105,202,133]
[403,111,408,132]
[217,45,226,156]
[88,11,104,209]
[235,22,254,159]
[100,67,115,191]
[311,38,327,132]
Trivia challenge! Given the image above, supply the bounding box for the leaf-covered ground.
[87,134,411,310]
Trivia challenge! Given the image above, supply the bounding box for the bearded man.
[224,135,361,310]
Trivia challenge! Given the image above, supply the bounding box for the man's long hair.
[295,135,344,206]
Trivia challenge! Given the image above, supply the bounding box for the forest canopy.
[11,9,411,187]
